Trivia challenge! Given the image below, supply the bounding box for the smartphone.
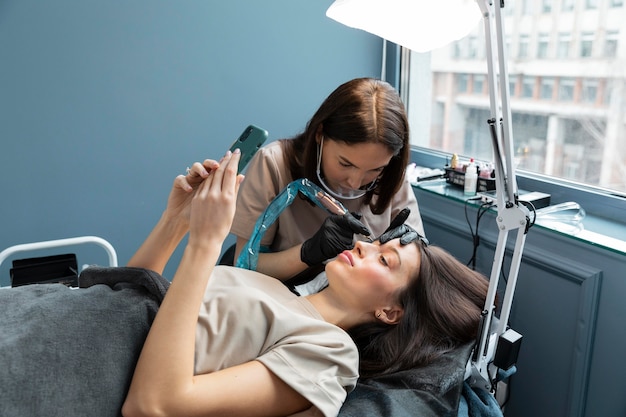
[228,124,269,173]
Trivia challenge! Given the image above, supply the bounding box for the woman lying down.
[1,150,489,417]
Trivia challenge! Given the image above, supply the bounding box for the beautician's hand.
[300,212,371,266]
[164,159,222,225]
[378,208,428,246]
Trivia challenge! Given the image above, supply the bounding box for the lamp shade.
[326,0,482,52]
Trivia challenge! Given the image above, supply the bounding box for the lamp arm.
[468,0,531,391]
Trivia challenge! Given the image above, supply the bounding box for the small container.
[464,158,478,196]
[450,153,458,169]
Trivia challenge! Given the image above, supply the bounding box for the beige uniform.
[231,140,424,252]
[195,265,359,417]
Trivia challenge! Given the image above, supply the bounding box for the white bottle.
[464,158,478,196]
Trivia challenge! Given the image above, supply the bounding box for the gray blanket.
[0,266,169,417]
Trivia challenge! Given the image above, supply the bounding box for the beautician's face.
[325,239,419,310]
[320,139,393,191]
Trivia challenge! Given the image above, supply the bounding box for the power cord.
[464,197,494,270]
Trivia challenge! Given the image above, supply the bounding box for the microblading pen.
[315,191,373,242]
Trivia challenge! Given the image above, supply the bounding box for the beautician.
[230,77,424,284]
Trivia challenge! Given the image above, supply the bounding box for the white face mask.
[315,137,378,200]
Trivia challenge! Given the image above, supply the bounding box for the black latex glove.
[378,208,428,246]
[301,212,371,266]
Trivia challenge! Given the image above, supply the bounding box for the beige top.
[194,265,359,417]
[231,140,424,251]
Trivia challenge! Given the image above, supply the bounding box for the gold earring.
[376,312,381,318]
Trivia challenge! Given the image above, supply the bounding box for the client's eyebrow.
[390,247,402,267]
[377,241,403,267]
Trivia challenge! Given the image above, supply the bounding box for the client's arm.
[122,151,310,417]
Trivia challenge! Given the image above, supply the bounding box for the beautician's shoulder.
[243,140,291,182]
[254,140,287,165]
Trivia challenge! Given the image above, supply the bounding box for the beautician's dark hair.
[348,243,489,378]
[282,77,410,214]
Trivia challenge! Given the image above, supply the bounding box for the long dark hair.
[348,244,489,379]
[282,78,410,214]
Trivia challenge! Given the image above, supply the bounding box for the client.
[0,150,488,417]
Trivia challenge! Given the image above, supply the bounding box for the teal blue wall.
[0,0,382,283]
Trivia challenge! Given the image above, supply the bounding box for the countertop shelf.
[414,179,626,256]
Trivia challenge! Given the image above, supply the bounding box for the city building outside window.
[405,0,626,196]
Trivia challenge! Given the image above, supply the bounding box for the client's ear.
[315,125,324,144]
[376,306,404,325]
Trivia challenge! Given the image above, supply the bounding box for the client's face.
[325,239,420,312]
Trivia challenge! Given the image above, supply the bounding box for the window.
[537,33,550,58]
[468,36,478,59]
[611,0,624,6]
[562,0,575,11]
[472,74,485,94]
[521,76,535,98]
[404,2,626,208]
[557,32,571,58]
[457,74,469,93]
[453,42,462,58]
[542,0,552,13]
[585,0,598,8]
[605,31,619,57]
[558,77,575,101]
[505,2,515,15]
[580,32,594,57]
[518,34,530,58]
[509,78,517,97]
[581,79,598,103]
[540,77,554,100]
